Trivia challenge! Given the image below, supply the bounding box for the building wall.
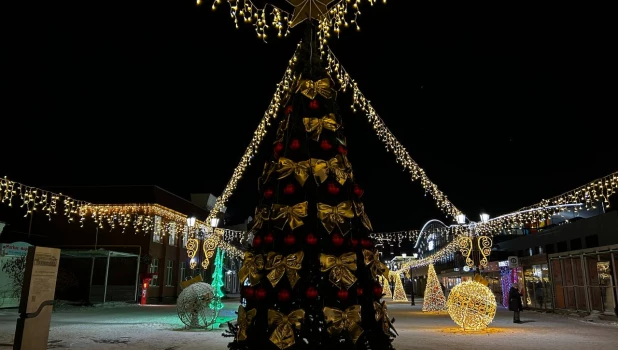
[496,211,618,256]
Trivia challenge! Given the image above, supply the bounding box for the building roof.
[42,185,209,220]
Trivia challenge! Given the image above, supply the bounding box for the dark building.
[0,185,221,304]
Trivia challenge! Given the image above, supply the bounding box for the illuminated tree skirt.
[446,281,497,331]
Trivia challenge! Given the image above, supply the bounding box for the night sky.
[3,1,616,232]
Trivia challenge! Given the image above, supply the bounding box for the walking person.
[509,284,523,323]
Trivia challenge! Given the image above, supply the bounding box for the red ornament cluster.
[284,234,296,246]
[309,99,319,110]
[264,232,274,245]
[274,142,284,154]
[264,188,274,199]
[327,182,340,195]
[283,183,296,195]
[332,233,344,246]
[277,289,290,302]
[306,286,318,299]
[306,233,317,245]
[289,139,300,150]
[256,287,267,300]
[320,139,332,151]
[353,184,364,197]
[338,145,347,155]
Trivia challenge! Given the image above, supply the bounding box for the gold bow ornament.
[271,201,308,230]
[273,115,290,144]
[251,207,270,231]
[266,251,304,288]
[268,309,305,350]
[296,76,333,100]
[323,305,363,344]
[319,252,357,290]
[374,301,397,336]
[311,156,350,185]
[363,249,389,280]
[237,306,257,341]
[303,113,340,140]
[276,157,310,186]
[317,201,355,235]
[239,252,265,286]
[260,161,277,185]
[353,201,373,231]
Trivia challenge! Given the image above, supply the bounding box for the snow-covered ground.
[0,298,617,349]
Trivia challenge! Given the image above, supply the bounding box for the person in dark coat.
[508,285,523,323]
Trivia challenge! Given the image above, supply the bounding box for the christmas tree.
[211,248,225,310]
[379,275,392,299]
[229,22,397,350]
[422,264,446,312]
[391,273,408,302]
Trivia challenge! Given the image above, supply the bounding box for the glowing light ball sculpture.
[446,280,497,331]
[177,282,221,329]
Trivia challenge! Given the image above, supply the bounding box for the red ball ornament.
[264,188,274,199]
[372,284,383,299]
[284,234,296,246]
[306,233,318,245]
[283,183,296,195]
[353,184,364,198]
[306,286,318,300]
[274,142,284,153]
[277,289,291,302]
[252,235,262,247]
[309,99,319,110]
[356,286,364,297]
[338,145,347,155]
[289,139,300,150]
[256,287,267,300]
[361,238,372,248]
[320,139,332,151]
[337,289,349,301]
[350,238,358,247]
[285,105,293,115]
[332,233,344,247]
[264,232,274,245]
[327,182,340,195]
[242,286,255,299]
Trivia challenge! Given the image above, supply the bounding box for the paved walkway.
[0,299,616,349]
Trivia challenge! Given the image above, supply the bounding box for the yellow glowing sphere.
[446,281,497,331]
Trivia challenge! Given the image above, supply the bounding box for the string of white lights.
[206,0,386,45]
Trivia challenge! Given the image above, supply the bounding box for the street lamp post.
[187,217,197,274]
[456,213,491,275]
[401,253,416,306]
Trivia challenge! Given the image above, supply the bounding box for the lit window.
[182,227,188,248]
[165,260,174,287]
[149,259,159,286]
[153,216,162,243]
[168,222,177,246]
